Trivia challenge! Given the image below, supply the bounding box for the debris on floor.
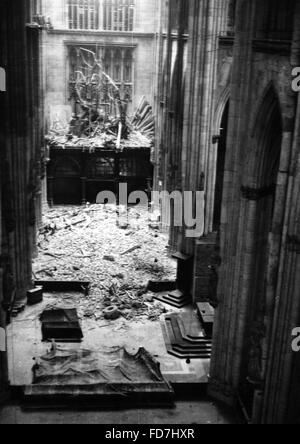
[33,205,177,323]
[26,346,175,408]
[32,346,169,385]
[46,129,153,152]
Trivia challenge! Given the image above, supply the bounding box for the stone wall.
[41,0,160,127]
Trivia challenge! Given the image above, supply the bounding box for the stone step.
[23,382,175,409]
[162,315,212,360]
[177,313,206,343]
[154,290,191,309]
[166,316,212,346]
[166,350,212,360]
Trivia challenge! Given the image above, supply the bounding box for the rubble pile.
[46,129,152,151]
[47,95,154,151]
[34,205,177,322]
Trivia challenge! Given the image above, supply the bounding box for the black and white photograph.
[0,0,299,426]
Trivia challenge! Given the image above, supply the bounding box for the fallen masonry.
[33,204,177,323]
[46,51,155,206]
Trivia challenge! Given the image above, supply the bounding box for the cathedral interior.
[0,0,300,425]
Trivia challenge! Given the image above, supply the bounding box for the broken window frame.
[67,44,135,113]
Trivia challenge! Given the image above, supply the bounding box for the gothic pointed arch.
[240,85,283,397]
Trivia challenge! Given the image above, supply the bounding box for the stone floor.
[7,298,210,387]
[0,400,242,424]
[4,204,218,423]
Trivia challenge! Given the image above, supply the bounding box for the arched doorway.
[240,86,283,418]
[213,100,229,231]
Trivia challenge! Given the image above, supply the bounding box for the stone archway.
[239,85,283,415]
[213,99,230,231]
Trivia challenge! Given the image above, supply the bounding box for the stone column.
[208,0,257,405]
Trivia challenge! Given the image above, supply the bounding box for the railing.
[67,0,135,32]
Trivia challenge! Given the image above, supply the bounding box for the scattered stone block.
[27,287,43,306]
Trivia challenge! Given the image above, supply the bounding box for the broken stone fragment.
[103,255,116,262]
[132,301,144,309]
[83,308,94,318]
[118,222,129,230]
[149,223,160,230]
[103,305,121,320]
[110,297,119,304]
[114,273,125,280]
[137,287,147,297]
[143,293,154,303]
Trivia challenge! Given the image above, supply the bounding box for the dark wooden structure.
[47,146,153,205]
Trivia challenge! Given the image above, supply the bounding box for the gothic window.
[68,0,135,31]
[113,49,122,83]
[103,48,112,77]
[68,0,100,30]
[103,0,135,32]
[124,49,133,83]
[68,45,134,106]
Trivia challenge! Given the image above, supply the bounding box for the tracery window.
[67,0,135,31]
[103,0,135,32]
[68,0,100,30]
[68,45,134,107]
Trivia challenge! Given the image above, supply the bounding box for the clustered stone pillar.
[0,0,43,401]
[209,0,300,424]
